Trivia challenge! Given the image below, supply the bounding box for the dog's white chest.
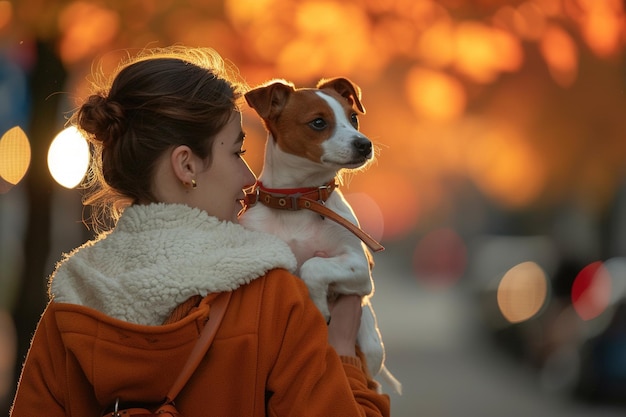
[242,197,354,268]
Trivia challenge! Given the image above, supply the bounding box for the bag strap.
[165,291,232,403]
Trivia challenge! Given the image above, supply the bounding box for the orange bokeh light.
[454,22,523,83]
[406,67,466,122]
[0,126,31,191]
[416,18,455,68]
[539,25,578,87]
[578,0,624,57]
[277,2,372,79]
[0,1,12,31]
[536,0,563,17]
[514,2,548,41]
[497,261,548,323]
[58,2,120,64]
[465,124,546,209]
[224,0,274,28]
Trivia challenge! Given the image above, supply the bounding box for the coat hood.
[49,203,297,325]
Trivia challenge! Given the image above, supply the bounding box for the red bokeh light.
[571,261,611,321]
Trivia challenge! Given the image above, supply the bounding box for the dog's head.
[245,77,373,170]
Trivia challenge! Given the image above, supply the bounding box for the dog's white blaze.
[315,92,362,161]
[315,91,353,128]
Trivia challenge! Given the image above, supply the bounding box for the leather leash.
[244,179,384,252]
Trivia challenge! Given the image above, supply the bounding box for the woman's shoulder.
[233,268,313,317]
[260,268,310,297]
[246,268,323,329]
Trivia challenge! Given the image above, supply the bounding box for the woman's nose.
[242,160,257,189]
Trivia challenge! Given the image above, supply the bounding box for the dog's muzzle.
[353,137,372,158]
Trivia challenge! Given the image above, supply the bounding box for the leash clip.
[317,182,336,202]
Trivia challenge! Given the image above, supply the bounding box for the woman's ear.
[170,145,197,186]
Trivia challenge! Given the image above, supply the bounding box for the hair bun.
[78,94,127,146]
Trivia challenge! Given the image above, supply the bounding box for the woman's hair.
[73,46,246,230]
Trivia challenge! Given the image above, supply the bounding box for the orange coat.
[11,269,390,417]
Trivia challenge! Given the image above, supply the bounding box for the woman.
[10,46,390,416]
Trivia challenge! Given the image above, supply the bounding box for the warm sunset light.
[577,0,623,57]
[571,261,611,321]
[416,18,455,68]
[513,2,547,41]
[497,261,548,323]
[454,22,522,83]
[47,126,90,189]
[465,124,545,209]
[406,67,466,121]
[278,2,370,79]
[4,0,626,412]
[539,25,578,87]
[0,1,12,31]
[58,2,120,64]
[224,0,272,27]
[353,170,420,240]
[0,126,30,191]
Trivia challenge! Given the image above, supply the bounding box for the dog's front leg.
[359,297,384,373]
[299,250,372,319]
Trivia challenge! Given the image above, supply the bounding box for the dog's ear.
[316,77,366,114]
[245,80,295,120]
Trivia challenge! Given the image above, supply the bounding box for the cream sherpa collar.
[49,203,297,325]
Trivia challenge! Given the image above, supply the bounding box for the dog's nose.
[353,137,372,158]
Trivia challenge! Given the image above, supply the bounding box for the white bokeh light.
[47,126,90,189]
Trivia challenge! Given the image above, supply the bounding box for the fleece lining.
[49,203,297,325]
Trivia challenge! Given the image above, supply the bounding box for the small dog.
[240,77,401,394]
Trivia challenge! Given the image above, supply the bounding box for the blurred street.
[371,249,625,417]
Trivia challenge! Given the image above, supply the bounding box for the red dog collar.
[244,178,384,252]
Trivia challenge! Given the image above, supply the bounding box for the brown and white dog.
[240,77,401,394]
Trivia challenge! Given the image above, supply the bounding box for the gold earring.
[191,179,197,189]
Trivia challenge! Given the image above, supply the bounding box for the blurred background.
[1,0,626,415]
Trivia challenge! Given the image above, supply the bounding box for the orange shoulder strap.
[165,291,232,402]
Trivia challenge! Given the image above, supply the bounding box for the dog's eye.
[309,118,327,131]
[350,113,359,129]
